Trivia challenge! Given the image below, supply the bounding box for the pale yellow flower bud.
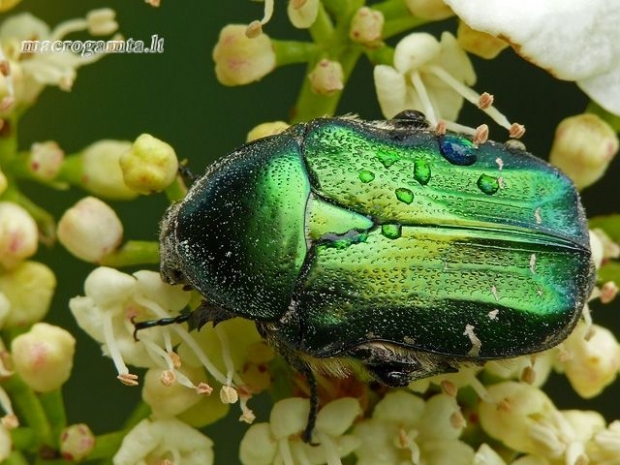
[405,0,454,20]
[349,7,384,46]
[57,197,123,262]
[288,0,319,28]
[120,134,178,195]
[60,424,95,461]
[549,114,618,190]
[142,366,203,418]
[29,141,63,181]
[457,21,508,59]
[308,59,344,95]
[246,121,290,142]
[560,322,620,398]
[0,201,38,269]
[213,24,276,86]
[0,261,56,327]
[81,140,137,200]
[11,323,75,392]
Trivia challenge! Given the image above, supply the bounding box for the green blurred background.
[4,0,619,462]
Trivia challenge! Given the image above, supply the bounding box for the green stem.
[0,116,18,166]
[273,40,318,67]
[39,390,66,448]
[4,451,29,465]
[372,0,412,19]
[382,15,428,39]
[308,2,335,44]
[164,175,187,203]
[3,376,54,448]
[1,186,56,244]
[364,44,395,66]
[123,401,151,430]
[99,240,159,268]
[586,101,620,132]
[56,153,83,186]
[10,427,37,451]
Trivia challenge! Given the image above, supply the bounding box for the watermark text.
[21,35,164,58]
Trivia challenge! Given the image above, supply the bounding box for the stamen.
[278,438,295,465]
[161,369,175,386]
[246,0,274,38]
[214,324,243,386]
[239,396,256,424]
[50,19,89,42]
[434,120,447,135]
[1,414,18,429]
[600,281,618,304]
[426,65,514,131]
[0,386,15,418]
[440,380,457,397]
[409,71,437,127]
[509,123,526,138]
[473,124,489,144]
[196,383,213,395]
[478,92,494,109]
[102,309,132,379]
[133,295,228,385]
[220,385,239,404]
[145,0,161,6]
[118,373,139,386]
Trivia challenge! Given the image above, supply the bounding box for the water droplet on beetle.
[413,158,431,185]
[376,152,400,168]
[359,170,375,183]
[477,173,499,195]
[439,134,477,166]
[381,224,402,239]
[395,187,414,204]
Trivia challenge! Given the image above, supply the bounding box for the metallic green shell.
[163,116,594,365]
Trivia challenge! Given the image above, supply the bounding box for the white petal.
[240,423,277,465]
[315,398,361,436]
[444,0,620,113]
[269,398,309,439]
[393,32,440,73]
[373,65,408,118]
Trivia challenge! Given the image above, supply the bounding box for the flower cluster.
[0,0,618,464]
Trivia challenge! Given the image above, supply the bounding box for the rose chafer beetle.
[144,112,595,441]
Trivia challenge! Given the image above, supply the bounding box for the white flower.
[113,418,213,465]
[308,59,344,95]
[374,31,518,136]
[69,267,192,386]
[354,391,473,465]
[240,397,361,465]
[60,424,95,462]
[0,10,119,111]
[288,0,319,29]
[444,0,620,115]
[29,141,64,181]
[0,201,38,269]
[246,121,289,142]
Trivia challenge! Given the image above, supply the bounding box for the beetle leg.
[297,361,319,445]
[178,162,199,186]
[186,300,237,331]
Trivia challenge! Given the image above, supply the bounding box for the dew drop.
[477,173,500,195]
[439,134,477,166]
[359,170,375,183]
[376,151,400,168]
[381,223,402,239]
[413,158,431,185]
[395,187,414,204]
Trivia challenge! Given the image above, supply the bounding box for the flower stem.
[4,451,29,465]
[273,41,318,66]
[99,240,160,268]
[39,390,66,448]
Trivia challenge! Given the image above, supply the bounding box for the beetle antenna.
[132,313,190,341]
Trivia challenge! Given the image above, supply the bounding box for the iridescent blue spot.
[439,135,477,166]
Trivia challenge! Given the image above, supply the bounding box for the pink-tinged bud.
[60,424,95,461]
[288,0,319,29]
[120,134,178,195]
[349,7,384,46]
[457,21,508,59]
[405,0,454,20]
[213,24,276,86]
[11,323,76,392]
[0,261,56,328]
[81,140,137,200]
[0,201,38,269]
[246,121,290,142]
[308,59,344,95]
[57,197,123,262]
[30,141,63,181]
[550,114,618,190]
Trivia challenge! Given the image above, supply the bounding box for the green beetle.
[152,112,594,441]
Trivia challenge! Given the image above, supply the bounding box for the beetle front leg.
[297,362,319,444]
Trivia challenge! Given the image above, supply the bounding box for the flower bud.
[404,0,454,20]
[11,323,76,392]
[246,121,290,142]
[0,261,56,327]
[213,24,276,86]
[288,0,319,29]
[0,201,38,269]
[349,7,384,46]
[0,0,22,12]
[457,21,508,59]
[58,197,123,262]
[119,134,178,195]
[0,169,6,196]
[81,140,137,200]
[29,141,63,181]
[560,322,620,398]
[549,114,618,190]
[308,59,344,95]
[60,424,95,461]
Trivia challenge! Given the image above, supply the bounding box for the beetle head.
[159,202,189,287]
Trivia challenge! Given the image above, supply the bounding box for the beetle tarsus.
[178,162,199,186]
[132,313,191,341]
[300,363,319,445]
